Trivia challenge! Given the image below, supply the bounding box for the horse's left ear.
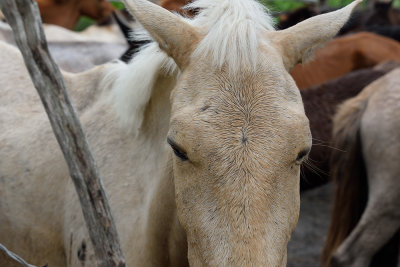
[123,0,199,68]
[268,0,362,71]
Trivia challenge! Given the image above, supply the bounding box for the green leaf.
[74,16,95,32]
[110,1,125,10]
[258,0,306,12]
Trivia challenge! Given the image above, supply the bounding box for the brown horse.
[322,68,400,267]
[299,61,400,191]
[0,0,361,266]
[159,0,194,16]
[36,0,115,29]
[290,32,400,89]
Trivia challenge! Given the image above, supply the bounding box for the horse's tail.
[320,90,371,267]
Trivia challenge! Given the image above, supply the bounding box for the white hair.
[106,0,275,134]
[188,0,274,72]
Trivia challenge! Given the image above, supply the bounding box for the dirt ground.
[287,183,334,267]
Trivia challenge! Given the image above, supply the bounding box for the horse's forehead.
[171,65,307,143]
[178,56,301,109]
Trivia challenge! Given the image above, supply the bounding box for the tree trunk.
[0,1,126,266]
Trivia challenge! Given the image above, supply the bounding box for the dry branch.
[0,1,125,266]
[0,243,37,267]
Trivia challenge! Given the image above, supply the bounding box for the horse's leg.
[332,87,400,267]
[331,181,400,267]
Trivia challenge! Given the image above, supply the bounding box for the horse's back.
[290,32,400,89]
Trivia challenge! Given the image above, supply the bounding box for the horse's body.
[0,22,127,72]
[290,32,400,89]
[159,0,193,15]
[339,1,400,35]
[0,20,126,44]
[0,0,360,266]
[322,68,400,267]
[36,0,115,29]
[299,61,400,190]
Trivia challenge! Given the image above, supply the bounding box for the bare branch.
[0,1,125,266]
[0,243,37,267]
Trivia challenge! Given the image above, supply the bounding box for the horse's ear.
[268,0,362,71]
[123,0,199,68]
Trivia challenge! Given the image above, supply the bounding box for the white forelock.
[188,0,274,72]
[107,0,275,133]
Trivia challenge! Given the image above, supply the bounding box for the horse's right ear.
[123,0,199,69]
[268,0,362,71]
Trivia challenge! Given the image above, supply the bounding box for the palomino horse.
[299,61,400,190]
[0,0,360,266]
[0,21,127,72]
[322,68,400,267]
[290,32,400,89]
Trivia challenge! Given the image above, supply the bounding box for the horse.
[35,0,115,30]
[290,32,400,89]
[159,0,195,16]
[321,67,400,267]
[276,5,319,30]
[0,0,360,265]
[299,61,400,191]
[339,0,400,35]
[0,21,127,72]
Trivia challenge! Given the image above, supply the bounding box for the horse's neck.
[63,65,108,113]
[141,157,189,266]
[137,75,189,265]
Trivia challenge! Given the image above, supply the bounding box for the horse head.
[122,0,361,265]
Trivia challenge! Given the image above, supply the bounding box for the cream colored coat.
[0,0,361,266]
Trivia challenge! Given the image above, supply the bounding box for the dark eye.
[296,148,310,164]
[167,137,188,161]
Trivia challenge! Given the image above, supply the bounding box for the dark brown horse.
[339,0,400,35]
[299,61,400,191]
[276,5,318,30]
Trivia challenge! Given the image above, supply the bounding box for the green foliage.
[257,0,371,11]
[74,16,95,32]
[111,1,125,10]
[327,0,354,7]
[258,0,306,12]
[74,1,125,32]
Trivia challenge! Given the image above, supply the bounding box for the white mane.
[107,0,275,134]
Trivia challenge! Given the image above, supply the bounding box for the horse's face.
[124,0,360,265]
[168,47,311,265]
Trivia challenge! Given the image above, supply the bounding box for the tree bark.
[0,1,126,266]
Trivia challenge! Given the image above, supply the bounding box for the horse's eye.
[296,148,310,164]
[167,137,188,161]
